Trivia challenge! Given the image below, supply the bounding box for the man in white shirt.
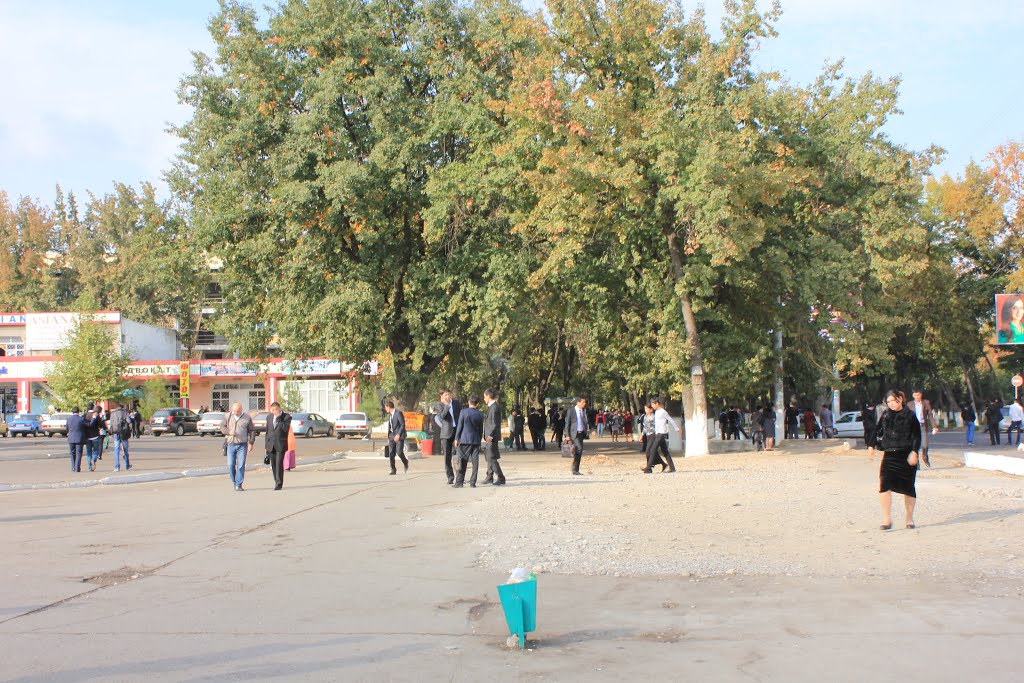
[644,396,678,473]
[1008,398,1024,447]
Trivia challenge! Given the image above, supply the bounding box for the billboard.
[995,293,1024,344]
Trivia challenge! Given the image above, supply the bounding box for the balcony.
[196,330,227,346]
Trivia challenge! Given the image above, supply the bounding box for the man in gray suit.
[385,399,409,475]
[564,397,589,475]
[482,388,506,485]
[434,388,462,485]
[452,394,484,487]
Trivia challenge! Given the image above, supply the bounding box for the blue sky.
[1,0,1022,205]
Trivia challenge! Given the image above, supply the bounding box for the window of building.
[0,337,24,357]
[211,390,230,412]
[167,384,180,405]
[249,384,266,411]
[279,379,349,417]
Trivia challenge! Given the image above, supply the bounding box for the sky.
[1,0,1022,205]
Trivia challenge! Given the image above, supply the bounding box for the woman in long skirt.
[866,390,922,530]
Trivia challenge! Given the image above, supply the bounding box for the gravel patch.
[409,448,1024,581]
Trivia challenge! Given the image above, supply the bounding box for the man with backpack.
[108,402,133,471]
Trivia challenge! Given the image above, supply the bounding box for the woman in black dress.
[866,390,922,530]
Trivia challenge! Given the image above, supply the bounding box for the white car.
[831,411,865,438]
[335,411,371,439]
[197,412,227,436]
[41,412,72,437]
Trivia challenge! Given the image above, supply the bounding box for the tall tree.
[172,0,530,408]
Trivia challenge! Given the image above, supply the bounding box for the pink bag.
[283,449,296,470]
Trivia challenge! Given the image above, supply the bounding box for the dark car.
[149,408,200,436]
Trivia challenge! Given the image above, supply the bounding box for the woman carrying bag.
[284,423,297,471]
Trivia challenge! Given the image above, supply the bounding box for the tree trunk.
[983,353,1004,401]
[665,231,709,456]
[961,361,977,413]
[774,324,785,442]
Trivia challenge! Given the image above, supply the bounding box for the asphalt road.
[0,430,384,487]
[1,441,1022,682]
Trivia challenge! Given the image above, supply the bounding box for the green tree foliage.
[138,378,173,420]
[278,381,304,412]
[45,319,130,410]
[172,0,531,408]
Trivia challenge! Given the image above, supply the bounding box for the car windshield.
[338,413,365,421]
[294,413,310,419]
[203,413,226,421]
[14,414,38,420]
[254,413,269,420]
[53,413,72,419]
[153,410,174,417]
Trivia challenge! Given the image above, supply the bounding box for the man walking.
[985,400,1003,446]
[528,407,544,451]
[452,394,484,487]
[221,403,255,491]
[482,388,506,485]
[108,402,133,472]
[1008,398,1023,447]
[644,396,678,473]
[960,402,977,446]
[83,403,102,472]
[819,403,835,438]
[433,388,461,485]
[512,408,526,450]
[264,401,291,489]
[564,397,589,476]
[66,406,85,473]
[907,389,937,467]
[384,399,409,476]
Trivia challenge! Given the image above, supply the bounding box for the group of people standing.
[432,388,505,487]
[66,402,136,473]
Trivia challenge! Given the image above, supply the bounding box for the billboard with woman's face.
[995,294,1024,344]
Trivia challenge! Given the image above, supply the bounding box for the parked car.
[335,412,372,439]
[9,413,43,437]
[290,412,334,438]
[252,412,270,435]
[41,412,72,437]
[149,408,200,436]
[197,412,227,436]
[831,411,864,438]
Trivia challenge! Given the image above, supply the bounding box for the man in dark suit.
[385,399,409,475]
[482,388,506,485]
[564,397,589,475]
[434,388,462,485]
[66,406,86,472]
[452,394,484,487]
[264,401,292,489]
[527,408,544,450]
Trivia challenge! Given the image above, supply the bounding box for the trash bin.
[420,439,433,456]
[497,578,537,649]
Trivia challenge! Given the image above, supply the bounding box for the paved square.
[1,436,1022,681]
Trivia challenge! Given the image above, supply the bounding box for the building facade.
[0,311,359,417]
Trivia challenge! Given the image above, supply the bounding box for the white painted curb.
[963,450,1024,476]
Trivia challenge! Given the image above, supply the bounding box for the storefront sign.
[179,361,190,398]
[196,361,260,377]
[24,312,121,351]
[284,359,343,376]
[124,363,180,377]
[0,313,27,326]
